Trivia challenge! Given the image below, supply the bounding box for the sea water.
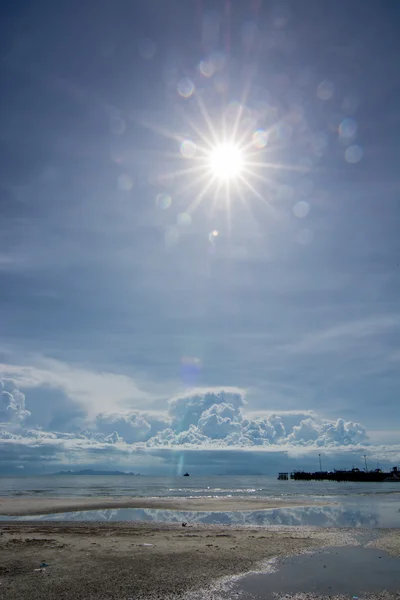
[0,474,399,499]
[0,475,399,527]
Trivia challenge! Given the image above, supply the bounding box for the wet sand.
[0,495,332,516]
[1,521,399,599]
[368,530,400,557]
[0,520,359,600]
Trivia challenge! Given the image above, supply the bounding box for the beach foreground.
[0,521,399,600]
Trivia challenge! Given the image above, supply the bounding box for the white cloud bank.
[137,390,368,449]
[1,377,399,473]
[0,380,367,449]
[0,380,31,423]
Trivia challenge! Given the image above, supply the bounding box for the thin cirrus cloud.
[0,359,156,418]
[280,314,400,357]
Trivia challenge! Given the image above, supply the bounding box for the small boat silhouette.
[183,472,190,477]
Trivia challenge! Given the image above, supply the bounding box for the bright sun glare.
[208,143,244,181]
[143,90,277,219]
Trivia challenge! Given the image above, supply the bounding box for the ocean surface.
[1,475,399,498]
[1,475,399,527]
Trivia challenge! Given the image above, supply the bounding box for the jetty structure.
[278,460,399,482]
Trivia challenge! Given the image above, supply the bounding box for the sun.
[139,91,279,219]
[208,143,244,181]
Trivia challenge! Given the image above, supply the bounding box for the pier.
[279,466,399,482]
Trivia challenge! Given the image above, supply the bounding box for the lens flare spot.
[181,356,202,386]
[180,139,197,158]
[209,229,219,243]
[311,131,328,155]
[156,193,172,209]
[317,79,334,100]
[177,212,192,227]
[199,59,214,77]
[177,77,195,98]
[339,118,357,140]
[252,129,268,149]
[293,201,310,218]
[345,144,363,164]
[117,173,133,191]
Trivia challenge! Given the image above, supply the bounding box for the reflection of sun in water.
[208,143,244,181]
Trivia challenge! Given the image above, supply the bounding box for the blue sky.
[0,0,399,474]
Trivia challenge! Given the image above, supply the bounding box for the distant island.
[52,469,143,476]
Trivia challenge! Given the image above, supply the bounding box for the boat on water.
[183,472,190,477]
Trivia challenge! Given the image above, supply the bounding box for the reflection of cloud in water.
[4,503,393,527]
[242,506,379,528]
[194,506,379,527]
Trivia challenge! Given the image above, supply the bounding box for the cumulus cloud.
[95,413,152,443]
[94,410,169,443]
[287,418,319,443]
[169,390,245,432]
[0,380,30,423]
[0,382,375,476]
[198,403,241,439]
[141,390,368,449]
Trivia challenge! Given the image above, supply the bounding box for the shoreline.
[0,495,333,516]
[0,521,398,599]
[0,521,363,600]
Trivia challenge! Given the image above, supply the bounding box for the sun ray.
[180,112,217,153]
[210,178,223,215]
[134,117,185,146]
[195,93,220,147]
[240,166,296,204]
[186,175,218,215]
[237,173,275,214]
[160,163,209,181]
[240,166,275,189]
[225,178,232,233]
[231,102,244,142]
[232,177,260,225]
[172,168,215,204]
[245,160,306,173]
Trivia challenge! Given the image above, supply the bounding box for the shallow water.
[1,495,399,527]
[225,547,400,598]
[1,475,399,528]
[0,475,399,499]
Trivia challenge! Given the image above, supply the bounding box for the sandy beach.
[0,495,333,516]
[0,495,399,600]
[0,518,399,600]
[0,520,352,599]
